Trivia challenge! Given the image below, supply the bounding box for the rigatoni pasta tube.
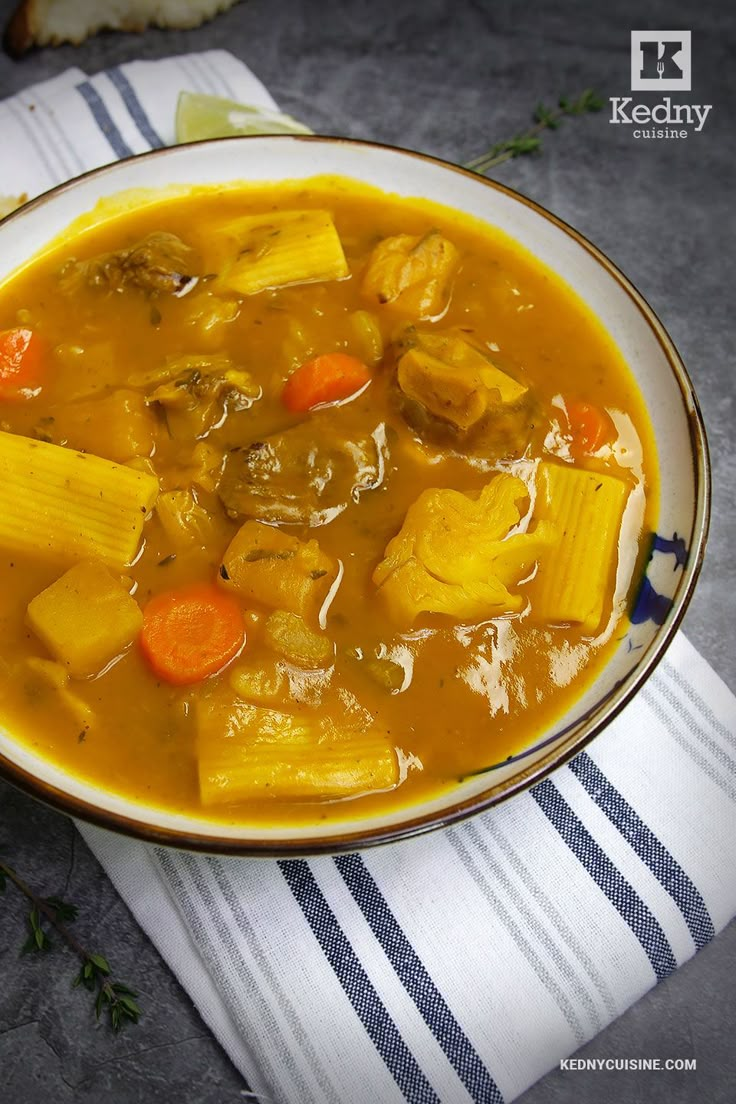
[197,699,399,804]
[215,209,348,295]
[531,461,629,631]
[0,430,158,567]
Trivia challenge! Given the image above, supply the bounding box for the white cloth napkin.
[1,50,276,198]
[4,51,736,1104]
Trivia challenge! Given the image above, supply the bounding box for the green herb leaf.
[117,994,142,1017]
[88,953,111,975]
[26,907,52,952]
[1,856,141,1031]
[44,896,79,924]
[576,88,604,112]
[466,87,604,175]
[512,135,542,154]
[111,982,138,997]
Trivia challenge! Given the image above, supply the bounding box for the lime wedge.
[175,91,313,144]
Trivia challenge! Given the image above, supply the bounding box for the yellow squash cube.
[27,561,143,678]
[220,520,338,622]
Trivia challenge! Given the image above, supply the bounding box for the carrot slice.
[0,327,45,400]
[566,400,613,455]
[282,352,371,412]
[140,582,245,685]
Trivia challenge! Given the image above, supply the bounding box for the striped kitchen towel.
[4,51,736,1104]
[0,50,277,200]
[76,632,736,1104]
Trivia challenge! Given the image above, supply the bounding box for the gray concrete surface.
[0,0,734,1101]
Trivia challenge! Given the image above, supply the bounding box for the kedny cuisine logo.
[609,30,712,140]
[631,30,692,91]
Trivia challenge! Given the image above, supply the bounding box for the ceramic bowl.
[0,136,709,853]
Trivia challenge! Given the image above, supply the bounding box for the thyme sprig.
[466,88,604,174]
[0,859,141,1031]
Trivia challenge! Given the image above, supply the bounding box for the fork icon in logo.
[657,60,665,78]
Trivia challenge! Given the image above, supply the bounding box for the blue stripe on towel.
[4,98,61,183]
[532,779,678,981]
[569,752,715,949]
[336,853,504,1104]
[279,859,440,1104]
[106,68,164,148]
[76,80,134,159]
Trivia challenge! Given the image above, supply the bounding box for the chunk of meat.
[155,487,231,552]
[60,231,197,296]
[373,474,553,627]
[144,354,261,440]
[397,330,527,429]
[394,328,535,459]
[361,231,460,319]
[219,414,387,525]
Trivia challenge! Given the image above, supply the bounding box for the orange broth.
[0,179,657,825]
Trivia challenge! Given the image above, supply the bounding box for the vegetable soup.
[0,178,657,825]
